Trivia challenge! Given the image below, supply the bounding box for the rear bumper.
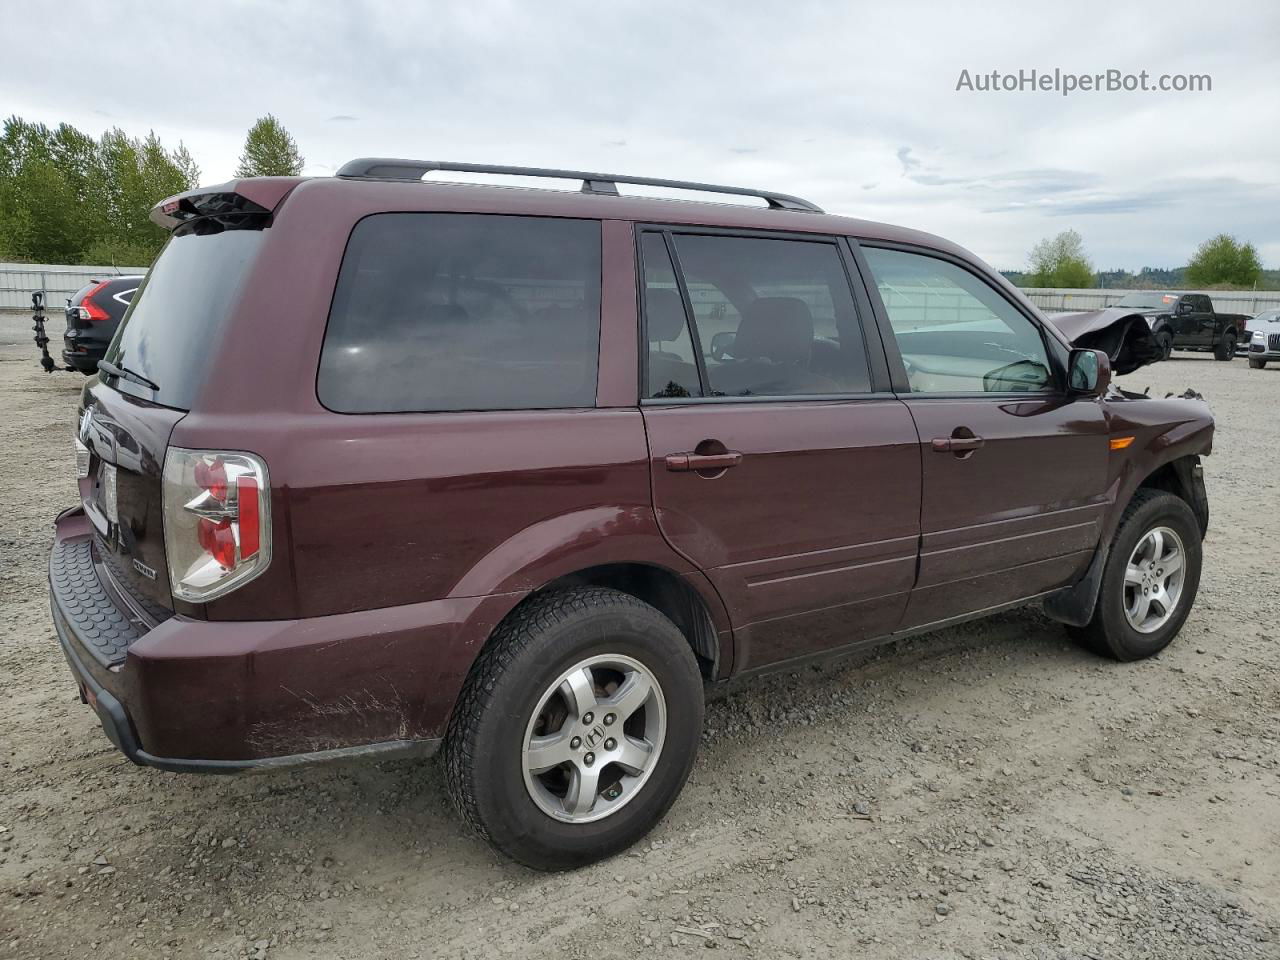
[47,509,509,773]
[61,336,107,371]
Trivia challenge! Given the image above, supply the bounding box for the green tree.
[234,115,303,177]
[1184,234,1262,288]
[1027,230,1095,288]
[0,116,198,265]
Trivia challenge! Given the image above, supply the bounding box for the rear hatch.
[79,198,273,614]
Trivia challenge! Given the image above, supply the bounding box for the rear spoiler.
[150,177,305,231]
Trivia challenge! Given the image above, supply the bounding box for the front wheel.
[1157,332,1173,361]
[445,586,704,870]
[1067,490,1203,661]
[1249,357,1267,369]
[1214,333,1237,361]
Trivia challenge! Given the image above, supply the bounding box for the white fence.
[0,261,149,311]
[5,261,1280,319]
[1022,287,1280,315]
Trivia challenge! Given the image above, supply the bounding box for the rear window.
[104,229,264,409]
[318,214,601,413]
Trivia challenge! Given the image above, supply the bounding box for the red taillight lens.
[197,517,237,568]
[195,458,228,502]
[79,282,111,323]
[163,449,271,602]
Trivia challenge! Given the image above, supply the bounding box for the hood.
[1044,308,1161,376]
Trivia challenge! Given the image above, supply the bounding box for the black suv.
[61,276,143,373]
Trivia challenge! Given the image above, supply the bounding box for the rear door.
[1172,295,1204,346]
[639,228,921,673]
[1193,295,1218,344]
[856,243,1109,629]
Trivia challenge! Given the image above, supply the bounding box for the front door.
[637,228,922,673]
[858,244,1110,629]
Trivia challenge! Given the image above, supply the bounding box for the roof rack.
[334,158,824,213]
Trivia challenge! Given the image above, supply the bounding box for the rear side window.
[319,214,601,413]
[668,234,871,397]
[104,229,265,409]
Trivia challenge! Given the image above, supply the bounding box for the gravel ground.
[1,308,1278,960]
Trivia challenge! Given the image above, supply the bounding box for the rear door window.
[658,233,871,397]
[319,214,601,413]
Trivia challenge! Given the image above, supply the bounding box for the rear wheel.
[1249,357,1267,369]
[1214,333,1236,361]
[1067,490,1202,661]
[445,586,703,870]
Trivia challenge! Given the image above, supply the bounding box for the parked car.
[1244,309,1280,368]
[61,275,143,373]
[50,161,1214,870]
[1108,292,1248,361]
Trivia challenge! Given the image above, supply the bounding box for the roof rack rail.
[334,158,824,213]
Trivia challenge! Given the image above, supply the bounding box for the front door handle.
[665,451,744,472]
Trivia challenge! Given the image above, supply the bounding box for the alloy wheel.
[1123,525,1186,633]
[521,654,667,824]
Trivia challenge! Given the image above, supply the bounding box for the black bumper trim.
[52,598,440,774]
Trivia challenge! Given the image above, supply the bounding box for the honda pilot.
[50,160,1213,870]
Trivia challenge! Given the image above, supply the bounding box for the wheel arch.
[1134,456,1209,537]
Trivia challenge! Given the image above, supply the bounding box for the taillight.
[162,448,270,602]
[78,282,111,323]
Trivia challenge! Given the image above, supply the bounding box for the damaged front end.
[1044,308,1162,376]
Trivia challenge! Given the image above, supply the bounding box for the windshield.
[103,227,264,409]
[1113,292,1178,310]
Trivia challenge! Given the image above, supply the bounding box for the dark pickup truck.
[1110,292,1249,361]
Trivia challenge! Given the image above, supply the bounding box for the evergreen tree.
[234,115,304,178]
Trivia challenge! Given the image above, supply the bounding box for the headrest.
[646,289,688,342]
[733,297,814,366]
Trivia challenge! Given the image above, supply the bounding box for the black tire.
[1067,490,1202,661]
[1157,332,1173,361]
[1214,333,1236,361]
[1249,357,1267,370]
[444,586,703,870]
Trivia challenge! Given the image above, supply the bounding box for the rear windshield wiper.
[97,359,159,392]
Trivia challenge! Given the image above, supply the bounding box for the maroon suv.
[50,160,1213,870]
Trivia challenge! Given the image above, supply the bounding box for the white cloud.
[3,0,1276,271]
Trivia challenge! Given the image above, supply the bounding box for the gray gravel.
[1,309,1278,959]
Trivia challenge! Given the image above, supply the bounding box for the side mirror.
[1176,301,1193,315]
[1068,348,1110,397]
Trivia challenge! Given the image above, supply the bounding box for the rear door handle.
[931,436,985,453]
[665,451,743,472]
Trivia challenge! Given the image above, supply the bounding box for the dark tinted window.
[862,246,1053,394]
[319,214,601,413]
[104,229,264,409]
[641,233,701,399]
[670,234,871,397]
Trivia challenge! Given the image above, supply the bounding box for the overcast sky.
[6,0,1278,272]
